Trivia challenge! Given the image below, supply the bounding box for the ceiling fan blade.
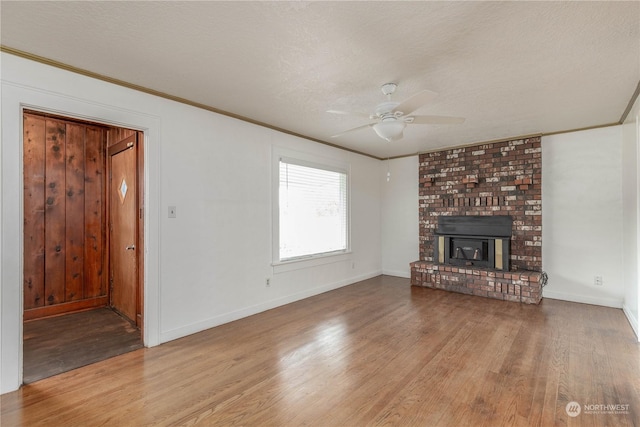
[327,109,372,119]
[408,115,466,125]
[331,123,375,138]
[392,90,438,116]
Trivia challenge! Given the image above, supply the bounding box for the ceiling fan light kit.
[373,120,406,142]
[329,83,465,142]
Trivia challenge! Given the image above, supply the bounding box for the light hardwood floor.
[2,276,639,426]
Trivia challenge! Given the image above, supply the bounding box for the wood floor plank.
[3,276,639,426]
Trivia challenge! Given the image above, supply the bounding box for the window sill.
[272,251,352,274]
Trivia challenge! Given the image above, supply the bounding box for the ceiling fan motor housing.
[375,101,401,119]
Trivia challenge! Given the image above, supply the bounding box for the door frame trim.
[5,99,161,393]
[2,72,163,392]
[108,135,137,156]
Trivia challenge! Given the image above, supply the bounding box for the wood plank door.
[109,134,138,325]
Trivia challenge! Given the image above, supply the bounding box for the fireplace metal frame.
[434,216,512,271]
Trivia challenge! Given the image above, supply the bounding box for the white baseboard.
[159,270,382,343]
[542,290,623,309]
[622,303,639,341]
[382,269,411,279]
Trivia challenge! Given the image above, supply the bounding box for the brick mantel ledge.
[411,261,542,304]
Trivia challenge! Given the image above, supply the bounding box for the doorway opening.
[22,110,145,383]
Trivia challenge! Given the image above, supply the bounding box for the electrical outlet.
[266,278,271,287]
[594,275,603,286]
[168,206,177,218]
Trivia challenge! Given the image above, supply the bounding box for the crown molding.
[2,46,637,163]
[0,45,381,160]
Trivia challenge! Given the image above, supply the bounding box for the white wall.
[0,53,382,393]
[622,96,640,340]
[542,127,625,308]
[381,157,419,278]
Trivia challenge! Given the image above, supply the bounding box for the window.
[276,155,349,262]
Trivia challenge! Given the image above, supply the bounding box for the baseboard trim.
[23,296,109,321]
[622,303,639,341]
[382,269,411,279]
[542,290,623,309]
[159,271,382,343]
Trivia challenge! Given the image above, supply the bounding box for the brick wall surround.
[411,136,543,303]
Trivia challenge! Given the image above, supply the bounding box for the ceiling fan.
[328,83,465,142]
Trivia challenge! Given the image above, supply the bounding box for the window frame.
[272,147,351,271]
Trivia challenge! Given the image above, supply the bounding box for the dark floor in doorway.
[23,307,143,384]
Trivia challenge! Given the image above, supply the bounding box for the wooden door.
[109,134,138,324]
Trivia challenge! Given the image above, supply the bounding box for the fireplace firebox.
[434,216,512,271]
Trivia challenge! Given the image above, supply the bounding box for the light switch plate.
[168,206,177,218]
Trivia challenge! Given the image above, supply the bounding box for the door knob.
[126,244,135,251]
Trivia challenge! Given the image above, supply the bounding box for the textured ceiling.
[1,1,639,159]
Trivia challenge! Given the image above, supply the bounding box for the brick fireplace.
[410,137,544,303]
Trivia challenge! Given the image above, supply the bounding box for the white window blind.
[279,158,348,261]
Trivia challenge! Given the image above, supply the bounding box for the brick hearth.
[412,137,543,304]
[410,261,543,304]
